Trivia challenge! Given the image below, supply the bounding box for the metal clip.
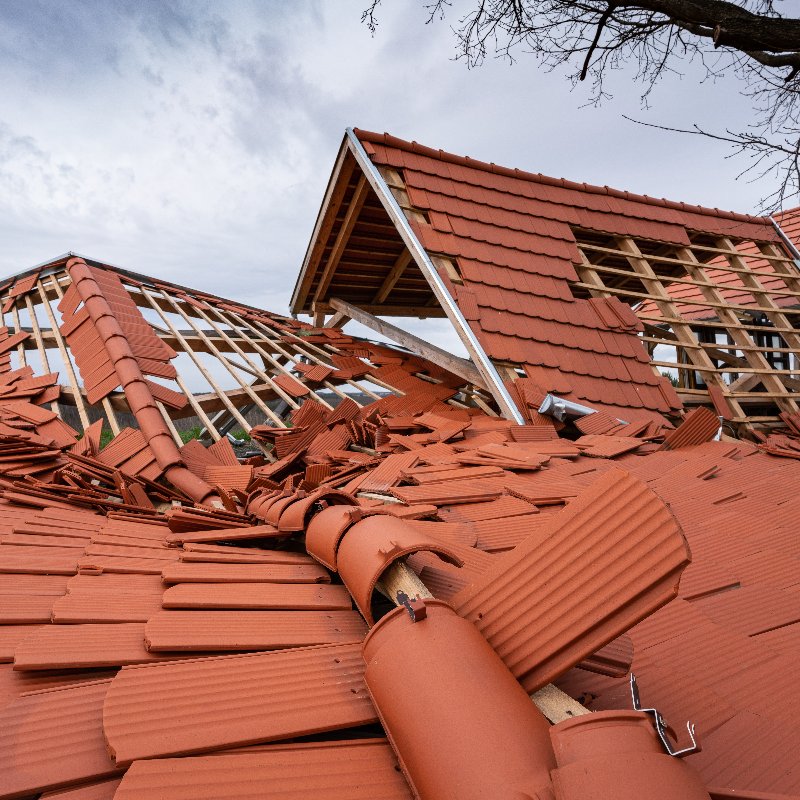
[630,674,700,758]
[396,591,427,623]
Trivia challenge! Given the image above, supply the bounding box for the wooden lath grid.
[0,261,489,445]
[573,231,800,424]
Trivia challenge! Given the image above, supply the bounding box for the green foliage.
[230,428,251,442]
[660,371,679,388]
[179,425,203,444]
[99,429,115,449]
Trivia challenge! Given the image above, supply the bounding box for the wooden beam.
[372,249,412,304]
[324,310,350,329]
[678,245,797,413]
[36,277,91,431]
[292,146,357,312]
[139,285,252,433]
[10,306,26,367]
[613,239,747,413]
[23,294,58,413]
[329,297,487,390]
[313,175,371,303]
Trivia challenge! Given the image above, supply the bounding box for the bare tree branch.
[363,0,800,209]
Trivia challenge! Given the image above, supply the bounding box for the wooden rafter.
[329,297,486,391]
[575,233,800,424]
[372,249,412,304]
[313,175,371,303]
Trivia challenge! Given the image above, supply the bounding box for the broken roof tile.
[453,468,690,692]
[113,740,411,800]
[103,643,377,764]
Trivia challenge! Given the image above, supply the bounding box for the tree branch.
[581,3,617,79]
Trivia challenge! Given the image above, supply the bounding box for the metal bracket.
[396,591,427,623]
[630,673,700,758]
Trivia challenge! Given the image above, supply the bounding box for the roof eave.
[290,133,353,315]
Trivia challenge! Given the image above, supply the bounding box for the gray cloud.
[0,0,783,355]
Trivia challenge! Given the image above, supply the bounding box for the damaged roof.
[293,129,800,428]
[0,129,799,799]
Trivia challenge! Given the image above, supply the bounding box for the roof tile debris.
[0,196,797,798]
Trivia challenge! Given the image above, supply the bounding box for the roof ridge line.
[353,128,770,227]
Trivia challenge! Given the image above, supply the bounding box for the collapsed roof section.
[292,129,800,430]
[0,253,502,502]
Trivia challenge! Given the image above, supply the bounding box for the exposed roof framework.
[0,254,498,449]
[293,129,800,430]
[574,231,800,424]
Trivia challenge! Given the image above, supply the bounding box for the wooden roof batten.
[292,129,525,424]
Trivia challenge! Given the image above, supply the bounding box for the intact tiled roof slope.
[355,130,782,419]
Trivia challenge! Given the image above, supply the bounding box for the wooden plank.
[172,300,287,427]
[329,297,486,390]
[579,258,800,303]
[372,250,413,304]
[204,308,325,410]
[718,237,800,350]
[156,400,183,447]
[138,285,252,432]
[36,276,91,430]
[23,294,58,412]
[10,305,26,367]
[571,279,800,317]
[580,241,799,276]
[314,304,446,318]
[614,239,746,410]
[221,308,373,405]
[678,245,797,414]
[313,175,371,303]
[323,310,350,329]
[638,312,800,337]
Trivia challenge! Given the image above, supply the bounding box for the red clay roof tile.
[160,582,353,610]
[161,562,330,584]
[113,740,411,800]
[143,610,368,652]
[103,643,378,764]
[0,679,122,799]
[453,468,690,692]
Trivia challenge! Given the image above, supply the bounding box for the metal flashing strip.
[344,128,524,424]
[769,216,800,267]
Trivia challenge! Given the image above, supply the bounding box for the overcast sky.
[0,0,785,355]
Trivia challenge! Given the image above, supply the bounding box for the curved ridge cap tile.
[549,711,710,799]
[278,489,359,533]
[245,489,282,520]
[64,260,216,504]
[363,600,554,800]
[355,128,771,226]
[305,505,370,571]
[264,493,304,527]
[337,515,464,625]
